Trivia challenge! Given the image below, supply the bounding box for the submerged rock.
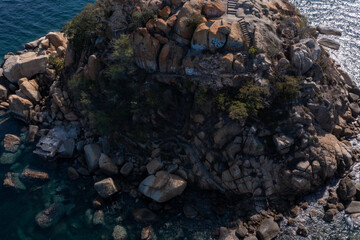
[20,168,49,181]
[138,171,187,203]
[132,208,157,222]
[3,134,21,152]
[35,203,65,228]
[112,225,128,240]
[3,172,26,190]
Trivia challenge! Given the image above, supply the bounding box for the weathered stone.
[35,203,65,228]
[213,123,242,149]
[225,22,244,51]
[191,23,210,51]
[337,177,356,202]
[99,153,119,175]
[243,135,264,156]
[146,18,170,35]
[20,168,49,181]
[273,134,294,154]
[46,32,67,48]
[146,158,164,174]
[19,80,41,102]
[291,38,321,74]
[27,125,39,142]
[158,42,184,73]
[132,28,160,72]
[316,26,342,36]
[209,20,227,52]
[3,134,20,152]
[203,0,225,19]
[257,217,280,240]
[84,144,101,172]
[8,94,33,121]
[120,162,133,176]
[132,208,157,222]
[345,201,360,214]
[219,227,238,240]
[174,0,204,39]
[3,53,48,83]
[318,38,340,50]
[138,171,187,202]
[94,177,119,198]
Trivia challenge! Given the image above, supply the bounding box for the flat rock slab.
[35,202,65,228]
[318,38,340,50]
[316,25,342,36]
[346,201,360,214]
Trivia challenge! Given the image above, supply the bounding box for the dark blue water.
[0,0,94,60]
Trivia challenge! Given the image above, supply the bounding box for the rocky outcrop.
[8,94,33,121]
[316,26,342,36]
[291,38,321,74]
[19,78,41,102]
[3,52,48,83]
[0,84,8,100]
[203,0,225,19]
[318,38,340,50]
[159,42,184,73]
[138,171,187,202]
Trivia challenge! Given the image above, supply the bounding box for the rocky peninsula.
[1,0,360,239]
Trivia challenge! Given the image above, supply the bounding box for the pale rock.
[19,80,41,102]
[138,171,187,202]
[94,177,119,198]
[46,32,67,48]
[203,0,225,19]
[316,25,342,36]
[257,217,280,240]
[191,23,210,51]
[225,22,244,51]
[3,134,21,152]
[146,158,164,174]
[120,162,133,176]
[174,0,204,39]
[318,38,340,50]
[273,134,294,154]
[35,203,65,228]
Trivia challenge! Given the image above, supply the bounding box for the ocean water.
[0,0,94,60]
[290,0,360,84]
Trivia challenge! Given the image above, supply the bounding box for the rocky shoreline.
[1,0,360,239]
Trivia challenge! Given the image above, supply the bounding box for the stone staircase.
[227,0,237,15]
[238,18,251,48]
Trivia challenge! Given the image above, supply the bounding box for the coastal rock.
[291,38,321,74]
[337,177,356,201]
[93,210,104,225]
[257,217,280,240]
[84,144,101,172]
[8,94,33,121]
[0,84,8,100]
[131,28,160,72]
[19,79,41,102]
[174,0,204,39]
[94,177,119,198]
[225,22,244,51]
[20,168,49,181]
[316,26,342,36]
[3,134,20,152]
[273,134,294,154]
[3,52,48,83]
[3,172,26,190]
[138,171,187,202]
[45,32,67,48]
[112,225,128,240]
[27,125,39,142]
[345,201,360,214]
[203,0,225,19]
[318,38,340,50]
[35,203,65,228]
[57,138,75,158]
[209,20,227,52]
[99,153,119,175]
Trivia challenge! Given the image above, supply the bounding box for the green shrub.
[273,75,300,103]
[229,101,248,120]
[62,2,106,51]
[48,53,64,74]
[248,46,258,56]
[130,8,157,29]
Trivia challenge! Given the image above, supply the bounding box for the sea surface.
[1,0,360,239]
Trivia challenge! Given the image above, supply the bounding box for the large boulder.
[345,201,360,214]
[208,20,227,52]
[8,94,33,121]
[203,0,225,19]
[318,38,340,50]
[316,26,342,36]
[84,144,101,172]
[112,225,128,240]
[337,177,356,202]
[191,23,210,50]
[3,52,48,83]
[158,42,184,73]
[174,0,204,39]
[219,227,238,240]
[0,84,8,100]
[131,28,160,72]
[94,177,119,198]
[291,38,321,74]
[273,134,294,154]
[19,79,41,102]
[257,217,280,240]
[99,153,118,175]
[35,203,65,228]
[138,171,187,202]
[225,22,244,51]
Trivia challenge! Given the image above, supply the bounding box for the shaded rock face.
[318,38,340,50]
[3,134,21,152]
[132,208,157,222]
[45,32,67,48]
[35,203,65,228]
[316,25,342,36]
[84,144,102,172]
[131,28,160,72]
[291,38,321,74]
[138,171,187,202]
[94,177,119,198]
[174,0,204,39]
[159,42,184,73]
[345,201,360,214]
[3,52,48,83]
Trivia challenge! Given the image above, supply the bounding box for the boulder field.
[0,0,359,238]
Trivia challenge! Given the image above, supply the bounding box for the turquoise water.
[0,0,94,60]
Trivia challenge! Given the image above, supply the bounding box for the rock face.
[45,32,67,48]
[94,177,119,198]
[159,42,184,73]
[99,153,118,175]
[337,177,356,201]
[0,84,8,100]
[138,171,187,202]
[191,23,210,50]
[35,203,65,228]
[291,38,321,74]
[131,28,160,72]
[318,38,340,50]
[84,144,102,172]
[3,134,21,152]
[316,26,342,36]
[225,22,244,51]
[3,52,48,83]
[19,79,41,102]
[8,94,33,121]
[257,217,280,240]
[174,0,204,39]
